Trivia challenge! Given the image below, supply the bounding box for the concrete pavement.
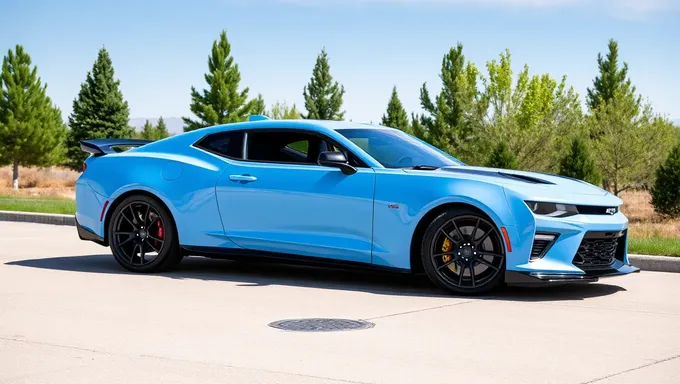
[1,221,679,384]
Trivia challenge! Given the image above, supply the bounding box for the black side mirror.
[318,151,357,175]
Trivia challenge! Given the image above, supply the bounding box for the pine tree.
[381,86,410,132]
[651,144,680,217]
[0,45,67,189]
[558,137,600,185]
[183,30,257,131]
[587,39,639,112]
[65,48,132,170]
[267,101,301,120]
[252,94,266,115]
[139,120,155,140]
[485,142,518,170]
[302,49,345,120]
[155,116,169,139]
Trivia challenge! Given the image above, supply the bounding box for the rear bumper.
[505,259,640,286]
[76,217,107,246]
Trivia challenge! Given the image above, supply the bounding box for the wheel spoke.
[437,259,457,271]
[116,236,134,248]
[143,204,151,226]
[450,219,464,243]
[480,252,504,259]
[471,218,481,242]
[476,258,499,271]
[147,235,163,244]
[438,229,458,247]
[146,240,160,253]
[128,206,139,228]
[432,251,455,259]
[458,265,465,286]
[474,230,492,247]
[138,244,146,265]
[469,264,476,287]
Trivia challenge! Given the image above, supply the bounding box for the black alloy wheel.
[108,195,182,272]
[421,208,506,294]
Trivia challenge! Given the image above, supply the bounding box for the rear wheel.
[421,208,506,294]
[108,195,182,272]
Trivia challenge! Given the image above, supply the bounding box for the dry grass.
[620,190,680,239]
[0,166,78,199]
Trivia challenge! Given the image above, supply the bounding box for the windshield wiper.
[410,165,440,170]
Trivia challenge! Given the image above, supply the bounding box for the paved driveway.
[1,221,679,384]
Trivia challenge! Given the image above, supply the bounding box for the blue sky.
[2,0,679,125]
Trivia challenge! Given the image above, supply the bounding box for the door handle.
[229,174,257,182]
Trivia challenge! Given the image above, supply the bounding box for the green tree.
[0,45,67,188]
[651,144,680,217]
[139,120,155,140]
[587,39,638,112]
[266,101,301,120]
[558,137,600,185]
[381,86,410,132]
[418,43,483,162]
[590,90,675,195]
[65,48,132,170]
[485,142,518,170]
[252,94,266,115]
[183,30,257,131]
[302,49,345,120]
[155,116,169,139]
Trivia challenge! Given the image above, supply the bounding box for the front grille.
[572,230,627,270]
[576,205,618,215]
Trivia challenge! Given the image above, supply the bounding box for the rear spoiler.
[80,139,152,156]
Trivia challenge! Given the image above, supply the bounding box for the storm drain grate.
[268,318,375,332]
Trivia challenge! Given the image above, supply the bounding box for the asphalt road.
[1,221,679,384]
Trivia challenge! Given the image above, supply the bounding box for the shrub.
[651,144,680,217]
[558,137,600,185]
[485,142,518,170]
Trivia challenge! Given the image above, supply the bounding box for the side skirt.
[76,217,107,247]
[181,245,412,274]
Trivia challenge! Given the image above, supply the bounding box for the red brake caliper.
[156,221,164,249]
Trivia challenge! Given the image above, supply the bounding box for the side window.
[195,130,244,159]
[247,131,320,164]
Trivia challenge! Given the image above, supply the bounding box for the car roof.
[190,119,389,137]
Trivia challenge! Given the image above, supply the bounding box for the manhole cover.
[268,318,375,332]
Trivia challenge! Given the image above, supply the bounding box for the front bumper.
[505,259,640,286]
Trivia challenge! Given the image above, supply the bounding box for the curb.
[628,254,680,273]
[0,211,679,273]
[0,211,75,226]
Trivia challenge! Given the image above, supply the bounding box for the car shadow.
[6,254,627,301]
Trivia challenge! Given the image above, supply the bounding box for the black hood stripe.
[439,167,555,185]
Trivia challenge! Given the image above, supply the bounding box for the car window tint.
[196,130,244,159]
[247,131,320,164]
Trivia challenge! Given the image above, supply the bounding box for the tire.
[421,208,506,295]
[107,195,182,272]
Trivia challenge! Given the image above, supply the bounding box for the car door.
[215,129,375,264]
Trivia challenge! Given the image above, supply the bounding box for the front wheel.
[108,195,182,272]
[421,208,506,294]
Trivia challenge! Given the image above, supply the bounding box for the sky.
[1,0,679,126]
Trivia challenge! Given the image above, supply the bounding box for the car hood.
[406,165,622,205]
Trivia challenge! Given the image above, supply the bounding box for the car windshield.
[337,128,464,168]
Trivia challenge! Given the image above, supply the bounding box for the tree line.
[0,30,679,216]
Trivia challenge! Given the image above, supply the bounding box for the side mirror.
[318,151,357,175]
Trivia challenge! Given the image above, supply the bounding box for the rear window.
[195,130,244,159]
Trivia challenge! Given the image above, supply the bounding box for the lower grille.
[572,230,627,270]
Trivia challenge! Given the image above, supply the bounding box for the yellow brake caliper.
[441,237,457,272]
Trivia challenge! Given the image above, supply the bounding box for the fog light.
[530,232,559,261]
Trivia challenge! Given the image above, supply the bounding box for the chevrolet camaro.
[75,116,639,294]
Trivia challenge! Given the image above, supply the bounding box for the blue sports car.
[75,116,639,294]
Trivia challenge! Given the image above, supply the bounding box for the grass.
[0,195,76,215]
[629,238,680,257]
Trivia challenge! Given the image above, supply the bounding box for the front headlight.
[525,201,578,217]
